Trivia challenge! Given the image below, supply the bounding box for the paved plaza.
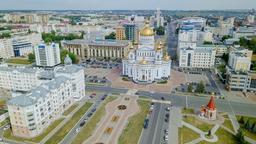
[84,94,139,144]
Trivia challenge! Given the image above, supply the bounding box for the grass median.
[63,104,78,116]
[71,96,117,144]
[118,99,150,144]
[6,58,31,65]
[179,126,200,144]
[3,118,64,143]
[45,102,93,144]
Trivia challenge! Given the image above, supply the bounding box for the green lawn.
[252,54,256,62]
[63,104,78,116]
[182,108,195,114]
[3,118,64,143]
[0,99,6,106]
[6,58,31,65]
[118,100,150,144]
[183,116,214,132]
[236,115,256,140]
[71,96,116,144]
[179,126,200,144]
[223,119,234,132]
[199,128,237,144]
[0,118,9,127]
[45,102,93,144]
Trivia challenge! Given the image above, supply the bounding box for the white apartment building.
[0,66,41,92]
[0,39,14,59]
[179,46,216,69]
[232,27,256,39]
[35,43,61,67]
[228,51,252,72]
[215,45,228,57]
[55,55,86,101]
[7,76,74,138]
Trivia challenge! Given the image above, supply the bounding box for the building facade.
[122,21,171,84]
[115,25,126,40]
[34,43,61,67]
[0,66,41,92]
[62,39,130,60]
[7,76,74,138]
[123,23,137,41]
[179,46,216,69]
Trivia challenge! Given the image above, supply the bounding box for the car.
[87,113,93,117]
[161,97,165,100]
[164,135,168,141]
[143,119,149,129]
[91,108,96,112]
[165,113,169,118]
[165,118,169,122]
[75,128,80,133]
[164,129,169,134]
[79,121,85,127]
[166,107,170,111]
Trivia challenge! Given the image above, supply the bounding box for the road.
[85,86,256,117]
[60,93,108,144]
[140,103,170,144]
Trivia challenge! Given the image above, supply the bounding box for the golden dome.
[163,54,171,61]
[139,57,148,65]
[140,21,154,36]
[156,45,162,51]
[130,45,134,50]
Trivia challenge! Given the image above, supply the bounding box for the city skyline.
[0,0,256,10]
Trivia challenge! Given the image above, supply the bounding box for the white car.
[75,128,80,133]
[164,135,168,141]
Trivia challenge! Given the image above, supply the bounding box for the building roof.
[207,96,216,110]
[0,66,39,74]
[7,76,70,107]
[55,65,83,74]
[62,39,129,47]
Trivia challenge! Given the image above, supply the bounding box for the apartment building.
[34,43,61,67]
[0,66,41,92]
[7,76,74,138]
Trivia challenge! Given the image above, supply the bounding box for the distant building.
[228,51,251,72]
[0,39,13,59]
[123,23,138,41]
[34,43,61,67]
[155,8,164,27]
[62,39,130,60]
[179,46,216,69]
[233,27,256,39]
[115,25,126,40]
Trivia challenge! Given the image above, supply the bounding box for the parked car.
[143,119,149,129]
[79,121,85,127]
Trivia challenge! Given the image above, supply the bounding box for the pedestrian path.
[168,107,181,144]
[228,113,239,133]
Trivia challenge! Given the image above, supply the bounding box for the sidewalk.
[168,107,181,144]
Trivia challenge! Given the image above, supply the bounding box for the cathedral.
[122,21,172,84]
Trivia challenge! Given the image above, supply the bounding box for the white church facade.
[122,21,172,84]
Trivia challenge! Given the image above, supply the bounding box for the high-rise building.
[34,43,61,67]
[0,39,13,59]
[123,23,137,41]
[116,25,126,40]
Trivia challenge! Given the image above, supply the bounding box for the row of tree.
[42,31,83,43]
[239,116,256,134]
[239,37,256,53]
[187,81,205,93]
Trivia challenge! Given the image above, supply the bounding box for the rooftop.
[63,39,129,47]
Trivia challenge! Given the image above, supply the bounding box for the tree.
[60,50,79,64]
[239,116,245,125]
[196,81,205,93]
[0,32,11,39]
[155,26,165,35]
[235,128,247,144]
[252,122,256,133]
[28,53,35,63]
[245,120,251,130]
[187,83,193,93]
[221,35,232,42]
[203,41,213,45]
[221,53,229,63]
[105,32,116,40]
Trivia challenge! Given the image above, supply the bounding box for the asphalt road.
[85,86,256,117]
[140,103,170,144]
[60,93,108,144]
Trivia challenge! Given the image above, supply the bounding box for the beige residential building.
[115,25,126,40]
[62,39,130,60]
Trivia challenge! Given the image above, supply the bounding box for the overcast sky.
[0,0,256,10]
